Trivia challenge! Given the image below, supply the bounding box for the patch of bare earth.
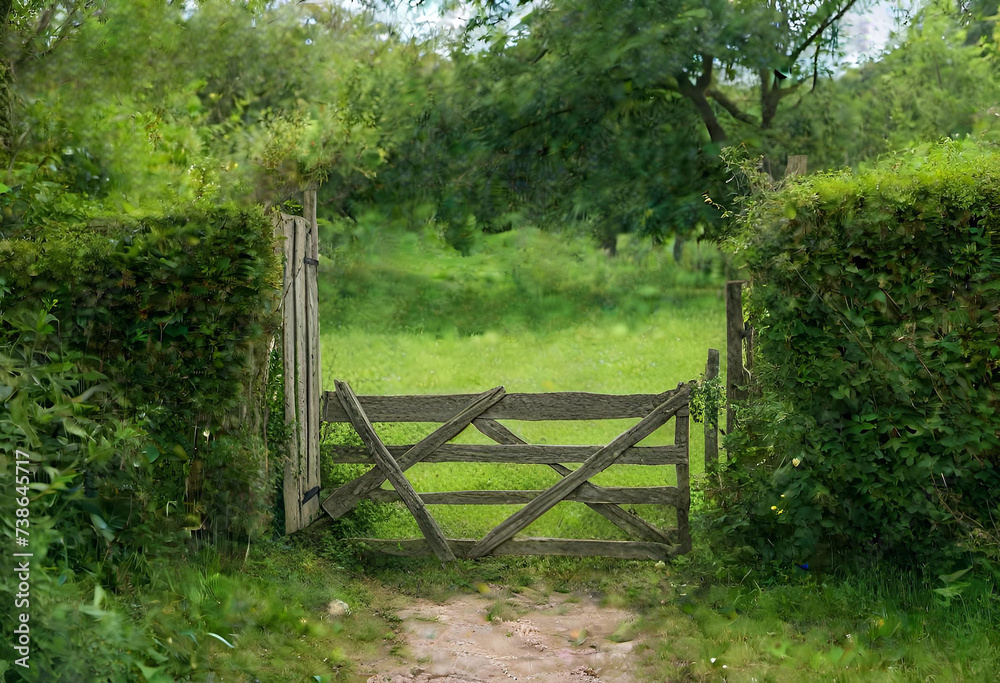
[365,589,641,682]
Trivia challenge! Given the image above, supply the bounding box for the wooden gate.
[320,380,692,561]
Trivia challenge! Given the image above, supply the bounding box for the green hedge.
[1,205,282,677]
[724,141,1000,566]
[1,205,281,543]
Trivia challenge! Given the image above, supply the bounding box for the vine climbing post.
[704,348,720,469]
[726,281,748,436]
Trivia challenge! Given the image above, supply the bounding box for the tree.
[772,3,1000,171]
[1,1,105,155]
[353,0,868,249]
[4,0,424,222]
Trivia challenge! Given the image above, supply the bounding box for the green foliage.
[266,344,291,536]
[690,368,724,427]
[2,204,281,539]
[718,139,1000,567]
[0,304,169,678]
[0,202,281,677]
[774,5,1000,173]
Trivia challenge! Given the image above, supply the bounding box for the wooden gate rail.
[321,381,692,561]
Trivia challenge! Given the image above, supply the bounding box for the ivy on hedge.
[724,140,1000,565]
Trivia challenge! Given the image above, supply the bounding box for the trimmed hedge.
[724,141,1000,565]
[1,205,281,542]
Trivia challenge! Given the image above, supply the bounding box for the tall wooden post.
[280,187,322,534]
[725,281,747,436]
[674,404,691,554]
[704,348,720,468]
[785,154,808,178]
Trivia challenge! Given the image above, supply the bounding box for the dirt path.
[365,588,642,682]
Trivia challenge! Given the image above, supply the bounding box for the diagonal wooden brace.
[467,384,690,559]
[322,384,507,520]
[331,381,457,562]
[472,418,676,545]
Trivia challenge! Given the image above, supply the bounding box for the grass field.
[317,227,728,541]
[200,227,1000,682]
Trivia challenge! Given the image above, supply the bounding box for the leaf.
[138,664,164,681]
[207,632,235,649]
[90,513,115,541]
[939,567,972,585]
[0,182,10,194]
[681,8,710,19]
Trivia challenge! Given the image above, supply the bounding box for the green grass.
[317,227,728,541]
[341,546,1000,682]
[287,226,1000,682]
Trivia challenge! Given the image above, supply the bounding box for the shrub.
[719,140,1000,567]
[1,204,282,678]
[1,205,281,542]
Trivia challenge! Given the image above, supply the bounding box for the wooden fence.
[276,189,323,534]
[319,381,693,561]
[273,188,725,548]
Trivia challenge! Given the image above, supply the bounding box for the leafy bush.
[718,140,1000,567]
[2,205,281,540]
[0,204,282,677]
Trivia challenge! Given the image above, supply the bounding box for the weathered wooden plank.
[322,443,687,466]
[785,154,808,178]
[322,389,688,423]
[675,409,692,554]
[468,386,690,559]
[281,214,304,535]
[335,381,456,563]
[473,418,677,545]
[726,281,747,435]
[294,216,309,530]
[355,537,679,560]
[321,386,507,520]
[366,486,681,506]
[304,194,322,524]
[704,348,720,469]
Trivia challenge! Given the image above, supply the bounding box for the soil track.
[365,588,641,682]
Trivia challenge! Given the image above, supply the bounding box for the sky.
[338,0,920,64]
[841,1,921,64]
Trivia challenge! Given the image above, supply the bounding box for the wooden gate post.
[280,187,322,534]
[704,348,720,468]
[785,154,808,178]
[725,281,747,436]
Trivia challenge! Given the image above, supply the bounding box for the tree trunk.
[600,231,617,257]
[679,84,727,143]
[676,68,728,144]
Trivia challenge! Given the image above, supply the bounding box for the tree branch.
[507,106,573,136]
[778,80,803,100]
[695,53,713,89]
[676,71,727,143]
[789,0,861,65]
[706,89,759,127]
